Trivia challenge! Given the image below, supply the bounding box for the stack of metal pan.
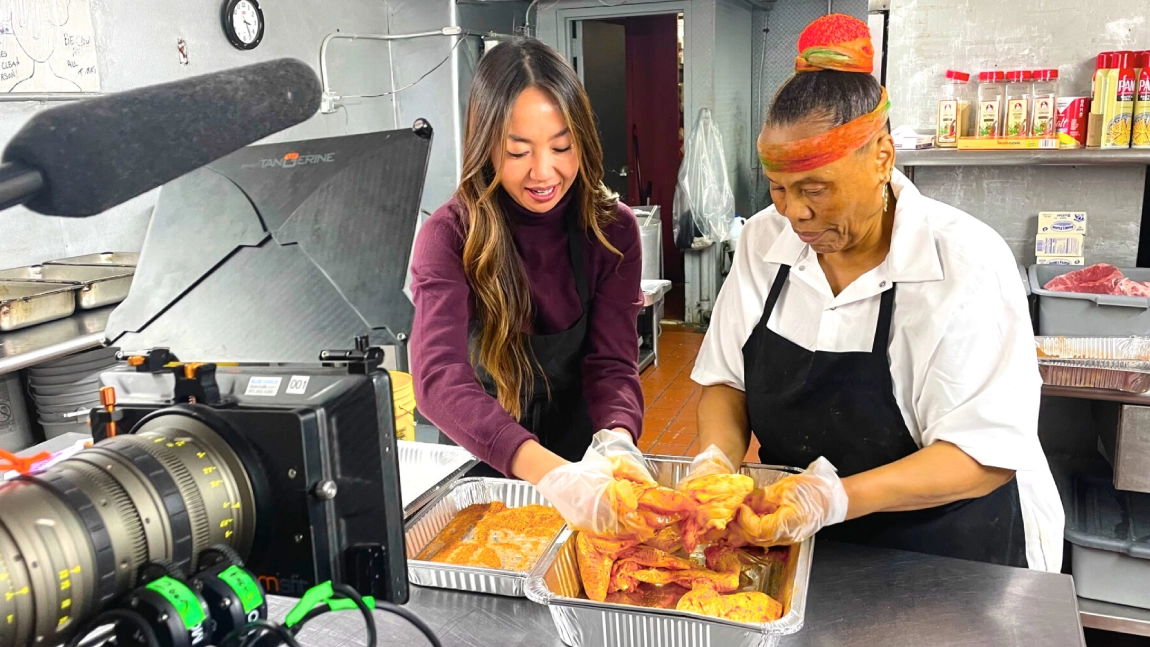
[0,252,138,332]
[26,346,120,438]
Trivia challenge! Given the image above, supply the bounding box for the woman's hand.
[535,430,654,536]
[735,457,849,545]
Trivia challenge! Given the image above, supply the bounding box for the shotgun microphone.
[0,57,322,217]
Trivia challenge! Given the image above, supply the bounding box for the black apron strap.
[872,286,896,354]
[565,208,591,308]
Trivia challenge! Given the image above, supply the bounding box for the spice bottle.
[1133,51,1150,148]
[977,71,1006,138]
[1103,50,1136,149]
[1005,70,1033,137]
[1091,52,1110,112]
[937,70,972,147]
[1031,69,1059,139]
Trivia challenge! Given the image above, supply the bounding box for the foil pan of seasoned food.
[404,477,567,597]
[1036,336,1150,362]
[1039,364,1150,394]
[397,440,477,519]
[524,455,812,647]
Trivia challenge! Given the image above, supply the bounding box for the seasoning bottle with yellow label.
[1132,51,1150,148]
[1005,70,1033,137]
[1103,50,1136,148]
[937,70,972,147]
[978,71,1006,138]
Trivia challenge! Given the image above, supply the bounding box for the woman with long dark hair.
[410,38,644,487]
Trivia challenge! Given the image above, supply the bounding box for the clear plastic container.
[1031,69,1059,138]
[1005,70,1033,137]
[937,70,972,147]
[978,71,1007,137]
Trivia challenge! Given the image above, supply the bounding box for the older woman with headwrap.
[688,15,1063,571]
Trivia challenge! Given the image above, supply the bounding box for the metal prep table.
[269,540,1086,647]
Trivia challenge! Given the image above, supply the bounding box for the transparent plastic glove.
[536,430,653,536]
[733,457,848,546]
[589,428,655,485]
[676,444,736,489]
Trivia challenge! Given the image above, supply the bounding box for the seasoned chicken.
[419,503,563,572]
[679,473,755,552]
[676,580,784,623]
[605,583,692,609]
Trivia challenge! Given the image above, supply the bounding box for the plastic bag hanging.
[673,108,735,248]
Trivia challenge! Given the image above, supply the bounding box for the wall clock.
[223,0,264,50]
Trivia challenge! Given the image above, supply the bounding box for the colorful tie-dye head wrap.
[757,14,890,173]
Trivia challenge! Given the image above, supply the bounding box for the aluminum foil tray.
[404,477,565,597]
[524,455,811,647]
[397,440,477,518]
[1036,336,1150,361]
[1039,364,1150,394]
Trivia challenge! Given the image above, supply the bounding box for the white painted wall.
[0,0,526,268]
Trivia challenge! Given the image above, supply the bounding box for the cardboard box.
[1037,256,1086,266]
[1038,211,1088,234]
[1036,233,1085,257]
[957,137,1060,150]
[1087,113,1104,148]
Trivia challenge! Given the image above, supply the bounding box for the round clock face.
[231,0,261,45]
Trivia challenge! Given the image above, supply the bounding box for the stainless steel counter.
[269,540,1086,647]
[0,306,112,376]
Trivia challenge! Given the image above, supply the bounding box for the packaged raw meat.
[1043,263,1124,294]
[1116,278,1150,297]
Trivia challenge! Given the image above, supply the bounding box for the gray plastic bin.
[1066,473,1150,609]
[1028,265,1150,336]
[1019,264,1037,334]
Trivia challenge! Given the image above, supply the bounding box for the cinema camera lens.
[0,413,257,647]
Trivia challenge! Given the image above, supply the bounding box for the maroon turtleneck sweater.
[409,188,645,476]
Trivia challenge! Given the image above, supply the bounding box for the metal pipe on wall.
[318,26,517,115]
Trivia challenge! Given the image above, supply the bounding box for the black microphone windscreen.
[2,58,321,217]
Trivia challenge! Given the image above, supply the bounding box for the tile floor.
[639,328,760,463]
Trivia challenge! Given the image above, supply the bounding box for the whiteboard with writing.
[0,0,101,93]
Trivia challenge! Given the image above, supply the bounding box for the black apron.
[463,208,595,477]
[743,265,1028,567]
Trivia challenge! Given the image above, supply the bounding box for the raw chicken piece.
[679,473,755,552]
[605,583,692,609]
[704,544,746,575]
[723,488,784,547]
[628,566,741,593]
[645,524,685,554]
[577,532,618,602]
[676,581,784,623]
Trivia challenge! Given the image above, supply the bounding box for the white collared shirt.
[692,170,1064,572]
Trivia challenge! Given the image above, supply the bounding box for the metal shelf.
[1041,384,1150,406]
[897,148,1150,167]
[1079,598,1150,637]
[0,307,113,376]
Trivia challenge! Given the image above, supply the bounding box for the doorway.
[574,13,686,320]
